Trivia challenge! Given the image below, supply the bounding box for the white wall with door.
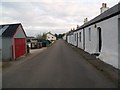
[73,32,78,47]
[77,30,83,49]
[97,15,118,68]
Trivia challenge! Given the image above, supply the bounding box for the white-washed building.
[67,3,120,69]
[46,32,56,43]
[67,30,74,45]
[63,33,67,41]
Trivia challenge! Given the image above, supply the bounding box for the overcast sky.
[0,0,119,36]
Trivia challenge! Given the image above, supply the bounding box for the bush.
[42,40,51,47]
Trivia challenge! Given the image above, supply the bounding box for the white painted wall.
[71,34,74,45]
[84,25,98,54]
[67,15,119,69]
[69,35,71,44]
[67,35,69,43]
[67,34,74,45]
[68,35,71,44]
[0,37,2,61]
[2,38,12,61]
[14,25,26,38]
[77,30,83,49]
[46,33,56,41]
[74,32,76,46]
[118,17,120,69]
[72,30,83,49]
[97,15,118,68]
[63,34,67,40]
[83,15,118,68]
[79,15,119,68]
[73,32,77,46]
[69,35,73,44]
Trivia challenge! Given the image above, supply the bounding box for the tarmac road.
[2,39,116,88]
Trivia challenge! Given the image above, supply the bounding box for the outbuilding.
[27,37,42,49]
[0,23,27,61]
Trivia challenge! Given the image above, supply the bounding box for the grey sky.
[0,0,119,36]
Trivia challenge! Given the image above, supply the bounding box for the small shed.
[0,23,27,61]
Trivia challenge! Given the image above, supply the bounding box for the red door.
[14,38,26,58]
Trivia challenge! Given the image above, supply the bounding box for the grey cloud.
[1,0,119,36]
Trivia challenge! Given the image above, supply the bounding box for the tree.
[57,33,65,39]
[54,33,58,39]
[36,33,47,42]
[42,33,47,40]
[36,34,42,39]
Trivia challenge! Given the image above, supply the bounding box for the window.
[79,32,81,42]
[89,28,91,41]
[75,34,76,41]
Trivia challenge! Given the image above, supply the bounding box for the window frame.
[89,28,91,41]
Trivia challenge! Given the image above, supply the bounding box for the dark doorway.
[118,18,120,67]
[97,27,102,52]
[76,33,78,47]
[83,29,85,50]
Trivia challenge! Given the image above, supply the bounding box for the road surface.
[3,39,116,88]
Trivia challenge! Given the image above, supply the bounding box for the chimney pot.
[102,3,107,8]
[84,18,88,24]
[100,3,109,13]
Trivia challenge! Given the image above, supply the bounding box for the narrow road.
[3,39,116,88]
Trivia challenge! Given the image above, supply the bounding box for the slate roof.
[0,23,21,37]
[76,3,120,31]
[67,30,74,35]
[46,32,56,37]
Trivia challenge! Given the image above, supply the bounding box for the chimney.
[73,28,75,31]
[100,3,109,13]
[77,25,79,29]
[84,18,88,24]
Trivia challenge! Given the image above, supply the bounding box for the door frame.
[14,38,26,59]
[97,27,102,52]
[76,33,78,47]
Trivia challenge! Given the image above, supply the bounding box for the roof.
[67,30,74,36]
[46,32,56,37]
[76,3,120,31]
[0,23,26,37]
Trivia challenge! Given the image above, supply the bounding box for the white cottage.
[67,3,120,69]
[46,32,56,43]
